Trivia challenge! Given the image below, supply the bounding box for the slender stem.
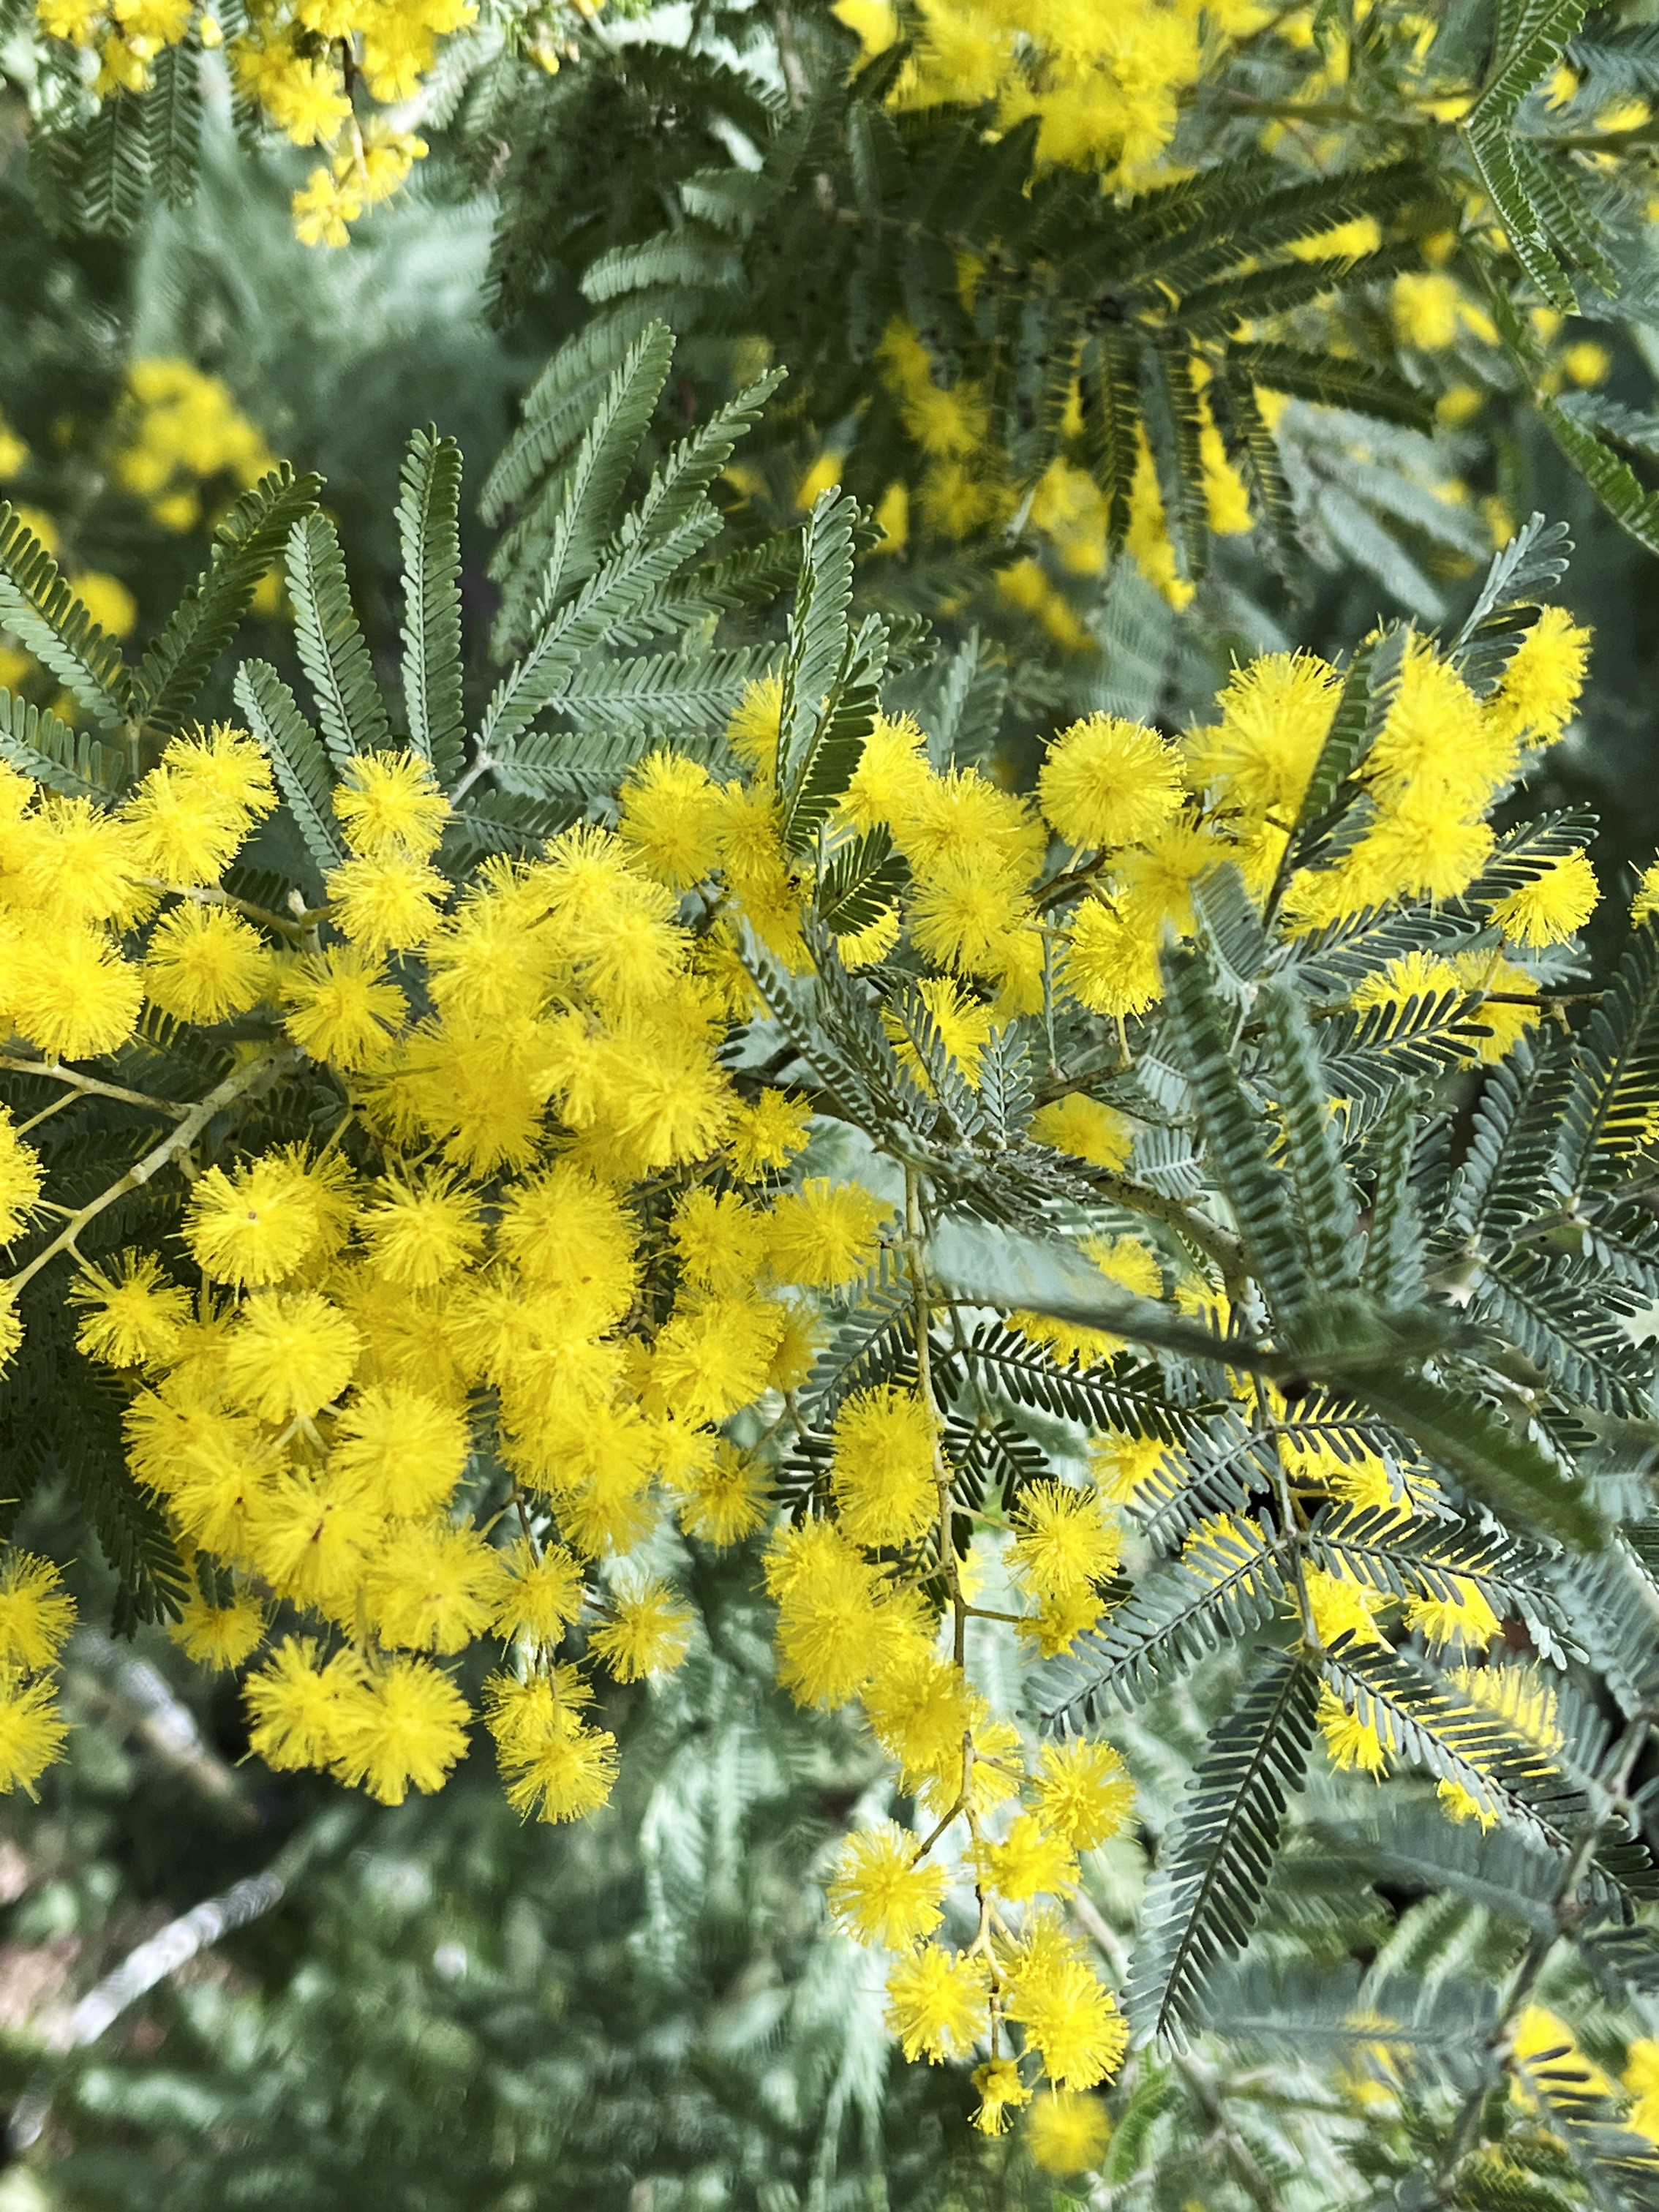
[448,753,493,805]
[1085,1166,1250,1309]
[1481,990,1603,1008]
[773,3,810,110]
[0,1059,192,1122]
[141,879,312,939]
[5,1046,302,1294]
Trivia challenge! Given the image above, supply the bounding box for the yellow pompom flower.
[1624,2039,1659,2142]
[618,750,723,888]
[1009,1482,1121,1601]
[331,750,451,859]
[244,1638,365,1772]
[0,1673,69,1794]
[1005,1912,1128,2089]
[489,1540,585,1644]
[165,723,276,818]
[184,1153,341,1287]
[766,1178,892,1286]
[590,1578,693,1682]
[982,1812,1078,1901]
[282,945,408,1068]
[326,853,448,953]
[1039,714,1184,851]
[862,1647,983,1797]
[970,2055,1031,2137]
[356,1169,484,1287]
[829,1821,950,1948]
[884,1942,988,2062]
[1485,604,1591,748]
[764,1517,891,1708]
[0,1552,76,1670]
[143,901,271,1021]
[1303,1566,1389,1651]
[1488,849,1598,947]
[1030,1737,1135,1851]
[486,1672,620,1822]
[1404,1576,1501,1650]
[669,1438,771,1546]
[1317,1685,1389,1776]
[0,1110,44,1244]
[69,1250,192,1368]
[8,928,143,1059]
[121,767,252,887]
[1028,1093,1132,1171]
[329,1382,470,1516]
[1026,2090,1112,2175]
[829,1385,938,1548]
[1061,899,1164,1018]
[729,1088,813,1178]
[365,1520,500,1653]
[331,1657,470,1805]
[169,1589,266,1669]
[222,1290,362,1421]
[650,1292,786,1424]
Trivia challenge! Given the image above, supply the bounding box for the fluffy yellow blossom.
[143,903,271,1021]
[486,1671,619,1822]
[1009,1482,1121,1601]
[829,1821,949,1947]
[1488,849,1598,947]
[970,2055,1031,2136]
[0,1673,69,1794]
[1028,1093,1132,1170]
[884,1942,988,2062]
[1039,714,1185,851]
[830,1386,938,1548]
[590,1578,693,1681]
[1005,1912,1129,2089]
[1030,1738,1135,1851]
[1026,2091,1112,2175]
[70,1251,192,1369]
[170,1590,266,1670]
[0,1554,75,1671]
[331,1657,470,1805]
[0,1113,44,1245]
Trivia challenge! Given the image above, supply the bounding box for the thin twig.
[6,1045,303,1293]
[0,1059,192,1123]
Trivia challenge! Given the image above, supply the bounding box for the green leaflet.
[1340,1366,1602,1549]
[134,466,322,743]
[395,429,467,790]
[233,658,345,880]
[1126,1651,1321,2047]
[285,511,394,765]
[0,501,132,731]
[1162,944,1307,1333]
[0,688,127,801]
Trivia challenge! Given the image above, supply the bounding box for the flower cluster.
[0,562,1613,2171]
[32,0,467,246]
[833,0,1271,185]
[110,359,277,536]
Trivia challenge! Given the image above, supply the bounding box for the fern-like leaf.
[0,501,132,729]
[133,465,321,741]
[233,658,345,879]
[395,427,467,789]
[1126,1651,1320,2047]
[0,689,128,801]
[285,512,393,766]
